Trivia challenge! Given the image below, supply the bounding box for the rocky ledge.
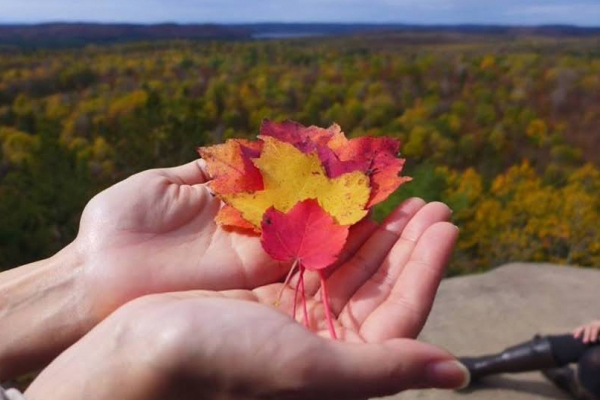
[386,263,600,400]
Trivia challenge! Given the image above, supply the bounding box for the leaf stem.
[319,270,337,339]
[299,265,309,329]
[276,259,298,307]
[293,271,300,320]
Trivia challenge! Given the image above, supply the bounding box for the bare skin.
[0,160,287,378]
[1,159,464,397]
[26,215,466,399]
[573,320,600,344]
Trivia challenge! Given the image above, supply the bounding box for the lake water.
[251,32,326,39]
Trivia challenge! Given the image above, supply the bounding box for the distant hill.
[237,23,600,37]
[1,22,600,48]
[0,23,251,48]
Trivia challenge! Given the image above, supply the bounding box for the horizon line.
[0,21,600,29]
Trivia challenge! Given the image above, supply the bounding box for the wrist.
[0,242,91,379]
[49,241,96,331]
[26,297,177,400]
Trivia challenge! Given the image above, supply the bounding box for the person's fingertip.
[163,159,212,185]
[395,197,427,216]
[196,158,211,181]
[425,359,471,389]
[424,221,459,244]
[428,201,452,217]
[403,196,426,206]
[381,197,425,232]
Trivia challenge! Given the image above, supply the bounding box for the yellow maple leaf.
[223,136,370,226]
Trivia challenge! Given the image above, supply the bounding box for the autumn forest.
[1,31,599,274]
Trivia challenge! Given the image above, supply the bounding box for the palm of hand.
[74,161,284,317]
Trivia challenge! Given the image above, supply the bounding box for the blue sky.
[1,0,600,26]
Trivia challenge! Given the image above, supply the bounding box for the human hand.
[27,207,465,400]
[573,320,600,344]
[74,160,284,319]
[0,160,283,379]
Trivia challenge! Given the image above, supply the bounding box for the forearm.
[25,348,166,400]
[0,243,92,379]
[25,300,173,400]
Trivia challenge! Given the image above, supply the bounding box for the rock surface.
[383,263,600,400]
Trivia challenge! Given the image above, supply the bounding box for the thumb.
[155,160,219,224]
[298,338,469,399]
[161,159,211,186]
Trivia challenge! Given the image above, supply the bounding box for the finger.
[161,159,211,186]
[357,222,458,341]
[295,338,469,398]
[323,198,428,314]
[587,327,596,343]
[573,327,584,339]
[584,327,593,344]
[590,325,600,343]
[336,203,453,327]
[328,201,451,316]
[299,216,379,296]
[589,325,599,343]
[327,213,379,278]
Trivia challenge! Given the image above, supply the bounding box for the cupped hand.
[573,320,600,344]
[74,160,283,318]
[27,204,466,400]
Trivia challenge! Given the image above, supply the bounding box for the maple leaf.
[222,136,370,228]
[327,136,411,207]
[260,120,410,207]
[260,199,349,270]
[260,119,345,153]
[198,139,263,194]
[215,204,258,232]
[367,153,411,206]
[316,145,364,178]
[261,199,347,338]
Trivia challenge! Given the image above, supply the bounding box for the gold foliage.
[458,162,600,270]
[1,37,600,273]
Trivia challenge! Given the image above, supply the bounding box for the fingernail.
[426,360,470,389]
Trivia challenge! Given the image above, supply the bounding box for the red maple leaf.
[328,136,410,207]
[198,139,264,194]
[260,199,348,270]
[260,199,348,338]
[260,119,342,153]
